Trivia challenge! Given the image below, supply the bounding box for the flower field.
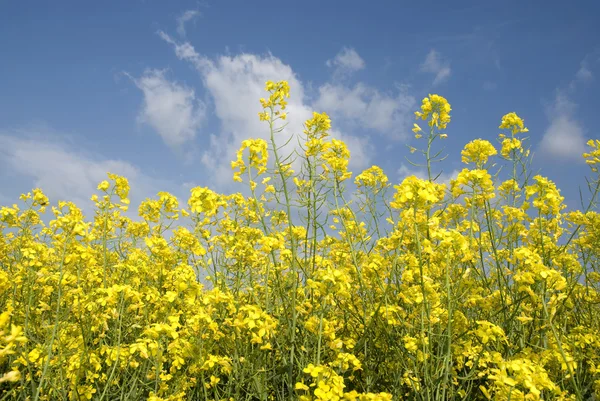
[2,80,600,400]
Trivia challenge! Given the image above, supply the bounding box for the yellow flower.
[259,80,290,119]
[451,168,495,199]
[415,94,452,130]
[461,139,497,166]
[500,137,523,158]
[32,188,49,207]
[583,139,600,172]
[0,370,21,383]
[354,166,388,191]
[303,363,327,378]
[524,175,565,215]
[232,139,269,183]
[322,139,352,181]
[295,382,310,391]
[499,112,528,135]
[97,180,110,192]
[390,175,446,210]
[305,112,332,137]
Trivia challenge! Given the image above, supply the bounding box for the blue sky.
[1,0,599,214]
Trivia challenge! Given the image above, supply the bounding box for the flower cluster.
[584,139,600,172]
[414,94,452,130]
[258,80,290,121]
[499,112,529,135]
[461,139,498,167]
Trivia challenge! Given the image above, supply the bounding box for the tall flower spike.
[258,80,291,122]
[499,112,529,135]
[415,94,452,130]
[583,139,600,172]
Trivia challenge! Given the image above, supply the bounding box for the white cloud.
[575,63,593,83]
[539,91,587,161]
[176,10,201,37]
[314,83,415,140]
[159,33,371,191]
[420,49,451,86]
[130,69,206,149]
[397,163,459,186]
[569,51,599,89]
[326,47,365,78]
[0,128,168,216]
[158,31,210,69]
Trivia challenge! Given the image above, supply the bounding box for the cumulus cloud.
[314,83,415,140]
[326,47,365,78]
[539,91,587,161]
[158,32,371,190]
[420,49,451,86]
[0,128,168,215]
[176,10,201,37]
[130,69,206,149]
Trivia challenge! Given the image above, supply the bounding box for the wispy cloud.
[425,20,521,72]
[420,49,451,86]
[326,47,365,79]
[574,63,593,83]
[570,50,599,89]
[176,10,201,37]
[128,69,206,150]
[0,127,168,215]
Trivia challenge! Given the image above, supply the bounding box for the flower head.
[583,139,600,173]
[415,94,452,130]
[499,112,528,135]
[461,139,497,167]
[258,80,291,122]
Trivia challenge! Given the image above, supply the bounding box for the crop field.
[1,81,600,400]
